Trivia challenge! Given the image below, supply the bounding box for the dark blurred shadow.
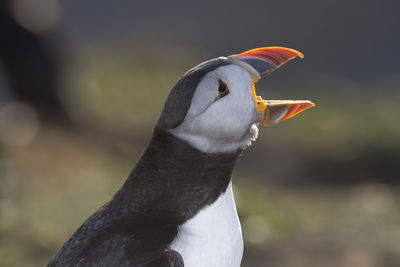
[0,1,67,122]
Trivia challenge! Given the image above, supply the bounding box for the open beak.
[227,47,315,126]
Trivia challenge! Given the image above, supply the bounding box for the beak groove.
[228,47,304,78]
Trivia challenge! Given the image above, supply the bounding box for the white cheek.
[189,93,254,141]
[170,65,258,153]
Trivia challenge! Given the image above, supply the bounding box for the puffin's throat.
[122,129,242,221]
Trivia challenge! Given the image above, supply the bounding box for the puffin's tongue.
[258,99,315,127]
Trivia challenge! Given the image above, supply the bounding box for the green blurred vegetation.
[1,47,400,267]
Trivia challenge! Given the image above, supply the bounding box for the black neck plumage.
[47,129,242,267]
[113,129,242,224]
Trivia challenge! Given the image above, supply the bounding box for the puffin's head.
[156,47,314,153]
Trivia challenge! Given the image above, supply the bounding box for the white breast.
[170,182,243,267]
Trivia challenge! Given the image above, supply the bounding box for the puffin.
[47,47,314,267]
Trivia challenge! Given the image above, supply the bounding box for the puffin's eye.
[217,79,229,98]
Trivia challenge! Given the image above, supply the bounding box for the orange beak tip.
[279,101,315,122]
[261,100,314,126]
[304,101,315,109]
[296,51,305,59]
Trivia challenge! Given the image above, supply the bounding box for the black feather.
[47,130,241,267]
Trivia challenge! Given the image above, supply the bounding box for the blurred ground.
[1,121,400,267]
[1,0,400,266]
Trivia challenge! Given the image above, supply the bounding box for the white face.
[169,64,259,153]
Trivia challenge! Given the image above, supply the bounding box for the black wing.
[47,203,183,267]
[147,249,184,267]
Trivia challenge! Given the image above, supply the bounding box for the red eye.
[218,80,229,97]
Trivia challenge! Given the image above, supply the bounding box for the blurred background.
[1,0,400,266]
